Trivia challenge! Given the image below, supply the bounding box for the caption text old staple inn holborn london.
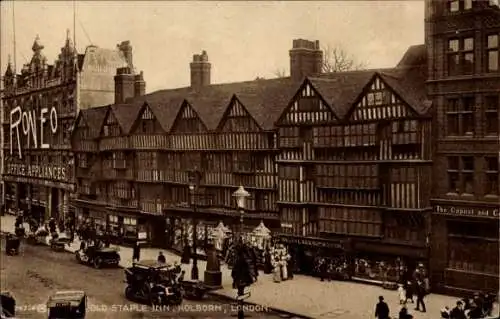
[1,0,499,295]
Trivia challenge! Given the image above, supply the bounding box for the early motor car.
[1,291,16,318]
[124,260,183,306]
[75,243,120,268]
[47,290,86,319]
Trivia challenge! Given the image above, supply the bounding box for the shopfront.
[430,204,499,294]
[106,211,151,246]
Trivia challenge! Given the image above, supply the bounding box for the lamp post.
[232,185,250,319]
[188,170,200,281]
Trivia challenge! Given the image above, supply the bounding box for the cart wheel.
[93,257,102,269]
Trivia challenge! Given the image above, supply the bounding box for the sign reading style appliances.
[9,105,59,159]
[435,205,499,219]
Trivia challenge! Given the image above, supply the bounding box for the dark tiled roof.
[309,70,380,119]
[380,66,430,115]
[100,43,428,134]
[110,103,143,134]
[77,106,108,138]
[115,77,295,133]
[397,44,426,68]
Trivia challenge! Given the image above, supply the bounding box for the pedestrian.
[398,283,406,304]
[449,301,466,319]
[414,280,426,313]
[180,239,191,264]
[272,256,281,283]
[398,305,413,319]
[132,241,141,262]
[375,295,390,319]
[319,258,327,282]
[157,251,166,264]
[405,281,414,303]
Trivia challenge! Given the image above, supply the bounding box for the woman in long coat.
[272,256,281,283]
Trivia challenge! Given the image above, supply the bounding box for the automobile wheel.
[93,257,102,269]
[125,286,134,300]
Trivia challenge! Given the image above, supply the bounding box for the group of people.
[441,292,497,319]
[395,264,430,313]
[314,256,350,281]
[266,243,292,283]
[375,295,414,319]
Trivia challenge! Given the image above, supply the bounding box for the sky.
[0,1,425,93]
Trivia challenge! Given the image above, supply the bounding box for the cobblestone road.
[0,238,282,319]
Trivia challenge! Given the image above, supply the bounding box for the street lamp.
[188,170,201,281]
[232,185,250,319]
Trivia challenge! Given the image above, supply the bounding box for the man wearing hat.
[375,296,390,319]
[449,301,466,319]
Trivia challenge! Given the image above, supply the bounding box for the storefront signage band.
[6,163,67,181]
[435,205,499,219]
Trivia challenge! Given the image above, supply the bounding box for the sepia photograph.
[0,0,499,318]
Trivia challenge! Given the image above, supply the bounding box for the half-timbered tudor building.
[2,32,135,223]
[72,50,296,247]
[275,43,434,278]
[426,0,500,294]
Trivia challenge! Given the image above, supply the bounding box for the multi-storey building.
[276,41,433,277]
[71,39,434,284]
[1,32,135,222]
[426,0,500,294]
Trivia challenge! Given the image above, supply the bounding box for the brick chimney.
[289,39,323,82]
[114,67,135,104]
[117,41,133,69]
[190,50,211,89]
[134,71,146,97]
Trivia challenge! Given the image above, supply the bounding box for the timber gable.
[276,79,337,126]
[347,74,418,122]
[218,97,262,132]
[170,101,208,134]
[130,103,167,135]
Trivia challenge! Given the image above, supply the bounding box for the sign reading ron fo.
[10,105,59,159]
[435,205,499,219]
[6,163,67,181]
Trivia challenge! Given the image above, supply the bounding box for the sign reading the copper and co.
[10,105,59,159]
[6,163,67,181]
[435,205,499,219]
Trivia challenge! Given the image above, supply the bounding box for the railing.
[130,135,170,150]
[99,136,129,151]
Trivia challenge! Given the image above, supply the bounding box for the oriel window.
[487,34,499,73]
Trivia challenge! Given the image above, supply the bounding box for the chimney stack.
[289,39,323,82]
[114,67,135,104]
[117,41,133,69]
[134,71,146,97]
[190,50,211,89]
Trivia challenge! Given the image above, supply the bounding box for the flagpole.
[73,0,76,52]
[12,1,17,73]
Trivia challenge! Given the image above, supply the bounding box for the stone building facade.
[426,0,500,294]
[1,32,138,223]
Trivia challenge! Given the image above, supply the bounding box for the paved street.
[1,215,498,319]
[0,237,282,319]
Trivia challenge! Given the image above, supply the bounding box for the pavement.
[2,214,498,319]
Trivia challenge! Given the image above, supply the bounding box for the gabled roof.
[379,66,430,115]
[76,106,108,139]
[397,44,426,68]
[110,103,142,134]
[308,70,380,119]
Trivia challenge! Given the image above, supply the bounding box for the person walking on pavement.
[415,280,427,312]
[157,251,166,264]
[398,305,413,319]
[132,241,141,262]
[375,296,390,319]
[449,301,466,319]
